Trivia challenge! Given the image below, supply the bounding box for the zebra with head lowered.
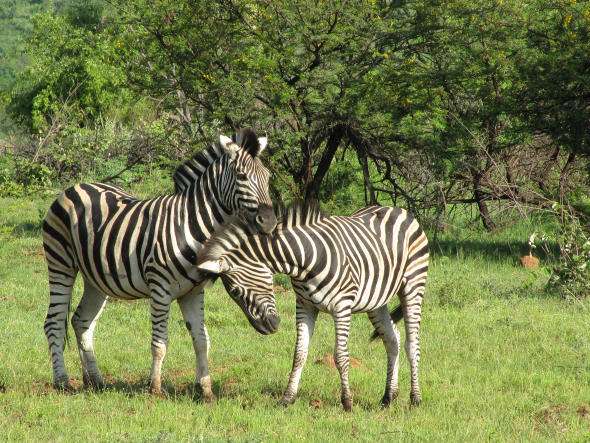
[42,129,278,401]
[196,204,428,411]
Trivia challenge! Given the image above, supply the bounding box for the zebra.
[196,204,428,411]
[42,129,278,402]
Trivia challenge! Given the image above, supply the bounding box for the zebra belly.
[75,252,151,300]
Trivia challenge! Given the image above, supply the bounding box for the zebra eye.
[236,172,248,181]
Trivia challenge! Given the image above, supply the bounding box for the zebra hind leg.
[71,282,108,389]
[149,293,172,395]
[367,306,401,407]
[44,267,77,391]
[333,309,353,411]
[400,281,426,406]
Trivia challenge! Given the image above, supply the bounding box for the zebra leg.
[401,284,425,406]
[44,267,77,391]
[71,282,107,389]
[333,309,353,411]
[368,306,401,407]
[178,290,215,403]
[280,300,318,406]
[149,296,171,395]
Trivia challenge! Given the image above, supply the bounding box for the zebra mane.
[276,201,325,231]
[197,217,256,264]
[172,129,263,193]
[197,202,326,265]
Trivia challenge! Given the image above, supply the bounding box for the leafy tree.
[111,0,419,203]
[519,0,590,199]
[7,1,130,131]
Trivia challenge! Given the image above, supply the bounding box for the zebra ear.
[197,257,230,274]
[219,134,239,159]
[257,137,268,154]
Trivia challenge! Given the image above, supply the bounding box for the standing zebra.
[42,129,278,401]
[196,204,428,411]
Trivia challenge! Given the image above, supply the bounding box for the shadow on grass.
[103,377,226,403]
[31,376,224,403]
[5,222,43,238]
[259,381,390,412]
[431,238,559,264]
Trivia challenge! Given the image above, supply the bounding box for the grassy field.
[1,193,589,442]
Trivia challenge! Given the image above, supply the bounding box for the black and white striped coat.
[42,130,276,400]
[197,204,428,410]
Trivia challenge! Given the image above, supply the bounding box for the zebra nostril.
[256,214,265,225]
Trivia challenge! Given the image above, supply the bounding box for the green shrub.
[546,204,590,300]
[0,154,52,197]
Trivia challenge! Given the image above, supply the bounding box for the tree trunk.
[558,151,576,201]
[538,146,560,194]
[357,151,377,205]
[304,125,345,204]
[472,170,496,231]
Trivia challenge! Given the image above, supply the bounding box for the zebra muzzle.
[247,311,280,335]
[254,204,277,234]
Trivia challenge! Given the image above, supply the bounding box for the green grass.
[1,195,589,441]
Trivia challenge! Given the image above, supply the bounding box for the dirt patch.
[535,404,568,433]
[166,368,194,379]
[22,247,45,258]
[31,378,82,395]
[315,354,362,369]
[68,378,82,390]
[220,378,239,396]
[577,404,590,419]
[310,399,323,409]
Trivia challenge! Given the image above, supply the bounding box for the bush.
[0,154,53,197]
[546,204,590,300]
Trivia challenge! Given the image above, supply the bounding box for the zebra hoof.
[279,396,295,407]
[149,382,162,396]
[83,374,105,390]
[202,392,217,404]
[341,396,353,412]
[195,382,216,403]
[410,392,421,407]
[53,376,74,393]
[380,390,398,408]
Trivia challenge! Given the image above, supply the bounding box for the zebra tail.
[369,304,404,342]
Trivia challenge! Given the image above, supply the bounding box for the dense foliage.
[1,0,590,297]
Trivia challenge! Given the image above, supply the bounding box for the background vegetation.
[1,0,589,440]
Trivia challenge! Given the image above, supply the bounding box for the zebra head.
[196,251,279,335]
[218,129,277,234]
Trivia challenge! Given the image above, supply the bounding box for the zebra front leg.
[368,306,401,407]
[149,296,171,395]
[178,290,216,403]
[71,283,108,389]
[333,309,353,411]
[280,300,318,406]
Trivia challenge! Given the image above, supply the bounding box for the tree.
[519,0,590,199]
[383,0,528,230]
[111,0,421,204]
[7,2,129,131]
